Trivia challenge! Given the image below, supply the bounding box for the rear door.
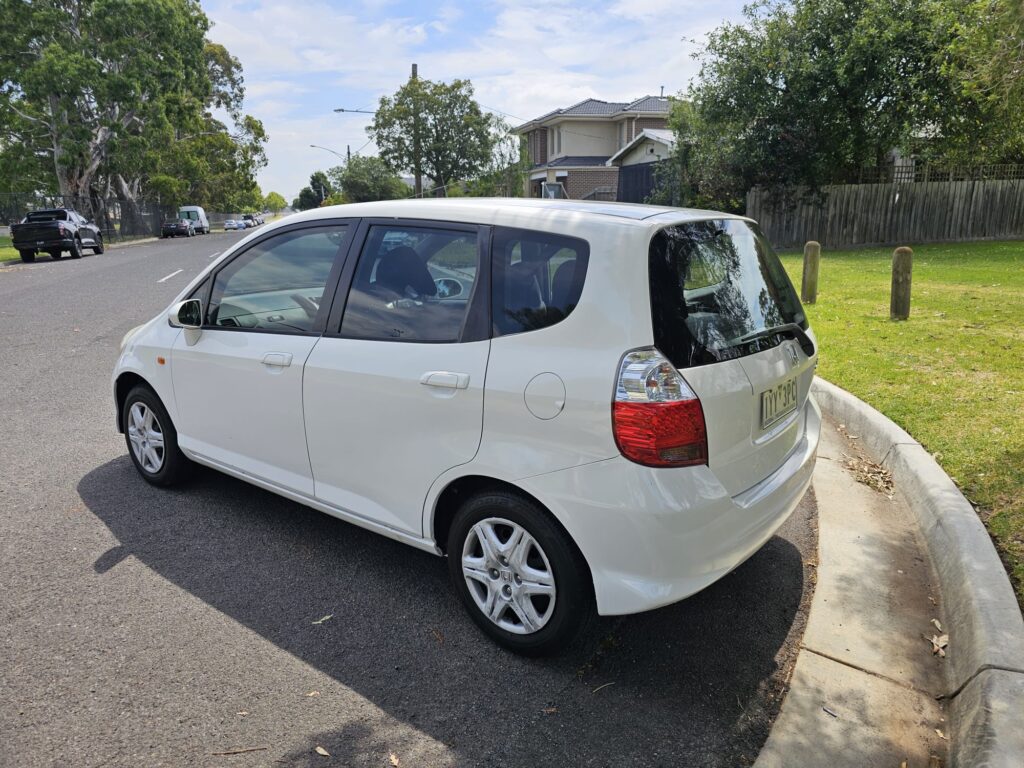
[648,218,815,495]
[302,220,490,537]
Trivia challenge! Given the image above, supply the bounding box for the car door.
[171,222,352,495]
[302,220,490,536]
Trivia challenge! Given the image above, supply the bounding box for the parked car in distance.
[242,213,260,228]
[113,198,820,655]
[161,218,195,238]
[178,205,210,234]
[10,208,104,262]
[223,220,242,231]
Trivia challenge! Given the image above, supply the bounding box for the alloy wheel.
[127,402,165,473]
[461,517,557,635]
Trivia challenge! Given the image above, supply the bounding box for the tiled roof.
[533,155,611,169]
[518,96,671,131]
[623,96,671,114]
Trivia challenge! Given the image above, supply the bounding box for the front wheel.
[122,385,191,487]
[448,491,593,655]
[93,235,104,254]
[69,238,83,259]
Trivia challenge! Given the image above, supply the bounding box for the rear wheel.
[448,490,592,655]
[122,385,190,487]
[19,250,35,263]
[69,238,83,259]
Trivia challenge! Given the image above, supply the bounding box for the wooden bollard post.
[801,241,821,304]
[890,246,913,320]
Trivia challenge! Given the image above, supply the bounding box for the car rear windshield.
[649,219,805,369]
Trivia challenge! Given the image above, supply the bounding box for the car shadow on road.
[77,458,814,768]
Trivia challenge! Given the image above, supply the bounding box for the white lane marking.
[157,269,184,283]
[208,251,220,259]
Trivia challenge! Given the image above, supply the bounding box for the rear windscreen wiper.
[732,323,815,357]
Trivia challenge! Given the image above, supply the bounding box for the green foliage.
[292,172,334,211]
[0,0,266,213]
[679,0,1024,209]
[778,239,1024,604]
[464,118,529,197]
[369,76,494,194]
[263,191,287,213]
[327,155,407,203]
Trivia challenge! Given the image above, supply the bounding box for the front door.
[171,224,351,495]
[303,222,489,536]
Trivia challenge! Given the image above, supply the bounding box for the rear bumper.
[520,394,821,616]
[12,237,73,251]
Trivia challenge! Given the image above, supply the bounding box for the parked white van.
[178,205,210,235]
[113,199,820,654]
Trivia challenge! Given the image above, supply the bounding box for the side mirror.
[169,299,203,329]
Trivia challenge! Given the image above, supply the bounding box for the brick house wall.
[565,168,620,199]
[624,117,669,143]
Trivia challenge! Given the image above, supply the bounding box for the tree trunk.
[113,174,147,237]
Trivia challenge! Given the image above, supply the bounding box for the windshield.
[649,219,805,368]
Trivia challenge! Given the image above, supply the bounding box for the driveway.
[0,233,817,767]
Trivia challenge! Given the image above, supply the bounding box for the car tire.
[50,250,63,260]
[19,250,35,263]
[93,235,104,254]
[447,490,593,656]
[122,385,191,487]
[69,238,83,259]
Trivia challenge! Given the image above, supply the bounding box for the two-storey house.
[515,96,671,199]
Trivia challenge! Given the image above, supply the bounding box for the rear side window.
[491,227,589,336]
[649,219,805,368]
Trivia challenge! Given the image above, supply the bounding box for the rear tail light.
[58,224,66,236]
[612,348,708,467]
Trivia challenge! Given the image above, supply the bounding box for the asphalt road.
[0,231,818,768]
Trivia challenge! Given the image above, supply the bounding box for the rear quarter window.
[491,227,589,336]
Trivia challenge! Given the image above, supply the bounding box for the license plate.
[760,377,799,430]
[36,241,45,246]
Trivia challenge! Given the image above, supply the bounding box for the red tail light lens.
[612,349,708,468]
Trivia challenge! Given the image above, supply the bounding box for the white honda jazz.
[113,198,820,654]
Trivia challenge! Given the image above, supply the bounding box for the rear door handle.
[419,371,470,389]
[262,352,293,368]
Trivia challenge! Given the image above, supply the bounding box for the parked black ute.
[10,209,104,263]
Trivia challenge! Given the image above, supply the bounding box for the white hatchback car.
[113,199,820,654]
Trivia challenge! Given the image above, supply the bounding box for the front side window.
[340,224,479,342]
[649,219,805,368]
[206,225,348,332]
[491,227,589,336]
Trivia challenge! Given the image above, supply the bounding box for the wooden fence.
[746,179,1024,248]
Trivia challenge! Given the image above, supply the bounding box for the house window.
[556,128,561,155]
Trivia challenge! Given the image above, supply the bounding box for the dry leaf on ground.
[311,614,333,625]
[315,745,330,756]
[306,690,321,697]
[931,618,943,632]
[935,728,948,741]
[929,634,949,657]
[842,453,894,497]
[389,752,401,766]
[542,706,558,714]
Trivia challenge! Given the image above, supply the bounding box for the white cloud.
[203,0,746,199]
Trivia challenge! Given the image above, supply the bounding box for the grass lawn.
[779,240,1024,604]
[0,235,20,263]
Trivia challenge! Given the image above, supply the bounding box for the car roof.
[281,198,751,229]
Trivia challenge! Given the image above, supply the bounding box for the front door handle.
[420,371,470,389]
[262,352,293,368]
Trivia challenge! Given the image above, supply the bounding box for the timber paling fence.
[746,178,1024,249]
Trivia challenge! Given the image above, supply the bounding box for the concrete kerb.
[810,377,1024,767]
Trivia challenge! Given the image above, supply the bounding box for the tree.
[0,0,266,227]
[369,76,494,196]
[465,117,529,197]
[264,191,287,213]
[326,156,407,203]
[679,0,1024,210]
[292,171,334,210]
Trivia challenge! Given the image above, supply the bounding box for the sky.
[202,0,748,201]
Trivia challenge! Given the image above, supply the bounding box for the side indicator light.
[157,356,166,365]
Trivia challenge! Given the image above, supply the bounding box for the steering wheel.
[291,294,319,319]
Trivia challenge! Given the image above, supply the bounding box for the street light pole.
[309,144,346,162]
